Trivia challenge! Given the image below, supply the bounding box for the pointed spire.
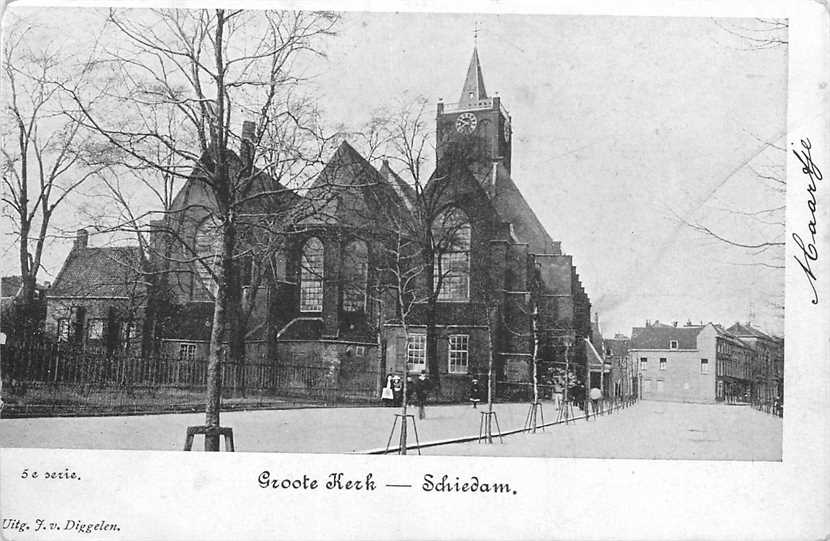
[458,47,488,106]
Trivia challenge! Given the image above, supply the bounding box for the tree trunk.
[228,260,246,397]
[205,218,235,451]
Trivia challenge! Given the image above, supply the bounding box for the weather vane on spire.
[474,21,479,46]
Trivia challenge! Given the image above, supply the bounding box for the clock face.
[455,112,477,135]
[503,119,511,142]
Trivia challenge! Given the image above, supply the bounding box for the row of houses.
[593,319,783,405]
[4,47,595,401]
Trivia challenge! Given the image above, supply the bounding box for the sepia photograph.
[0,6,789,464]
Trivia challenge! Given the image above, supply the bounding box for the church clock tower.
[436,47,512,174]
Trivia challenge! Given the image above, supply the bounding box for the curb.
[360,401,632,455]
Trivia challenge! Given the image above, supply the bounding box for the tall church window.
[433,208,471,301]
[300,237,324,312]
[195,220,221,297]
[342,239,368,312]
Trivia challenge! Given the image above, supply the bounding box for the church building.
[43,47,593,402]
[380,47,592,399]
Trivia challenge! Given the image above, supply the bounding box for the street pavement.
[0,400,781,460]
[424,400,783,460]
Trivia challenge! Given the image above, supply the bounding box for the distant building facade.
[630,320,782,404]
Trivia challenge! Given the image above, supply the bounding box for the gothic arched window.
[300,237,324,312]
[194,219,220,297]
[433,208,471,301]
[342,239,368,312]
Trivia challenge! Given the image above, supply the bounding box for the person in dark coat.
[405,375,415,407]
[415,371,431,419]
[469,379,481,408]
[392,375,403,406]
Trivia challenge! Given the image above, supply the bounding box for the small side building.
[44,229,147,354]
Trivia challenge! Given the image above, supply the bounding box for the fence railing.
[1,342,381,412]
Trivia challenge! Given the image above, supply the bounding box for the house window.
[355,346,366,357]
[434,208,471,302]
[179,343,197,361]
[406,334,427,372]
[300,237,324,312]
[448,334,469,374]
[87,319,105,341]
[700,358,709,374]
[669,340,678,350]
[640,357,648,371]
[342,239,368,312]
[659,358,667,371]
[57,318,71,342]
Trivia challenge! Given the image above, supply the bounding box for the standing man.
[416,371,431,419]
[469,378,481,409]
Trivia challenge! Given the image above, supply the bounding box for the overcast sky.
[1,9,787,336]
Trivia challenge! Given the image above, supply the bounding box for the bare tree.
[66,8,338,450]
[669,19,788,319]
[351,96,480,389]
[1,16,103,336]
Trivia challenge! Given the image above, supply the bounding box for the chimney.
[673,321,678,327]
[74,229,88,251]
[646,319,651,327]
[240,120,256,165]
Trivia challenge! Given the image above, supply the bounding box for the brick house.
[44,229,147,354]
[726,322,784,406]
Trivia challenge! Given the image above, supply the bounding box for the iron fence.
[1,342,381,414]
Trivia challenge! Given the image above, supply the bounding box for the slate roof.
[727,322,775,340]
[50,246,145,298]
[1,276,22,298]
[378,160,416,212]
[604,337,630,357]
[629,325,705,350]
[301,141,408,228]
[458,47,488,106]
[470,162,555,253]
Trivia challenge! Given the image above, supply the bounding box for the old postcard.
[0,0,827,539]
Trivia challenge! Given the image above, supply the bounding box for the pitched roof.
[378,160,416,212]
[585,337,604,366]
[630,325,704,350]
[604,337,630,357]
[1,276,22,298]
[50,246,145,298]
[727,322,774,340]
[458,47,488,106]
[301,141,408,228]
[489,163,555,252]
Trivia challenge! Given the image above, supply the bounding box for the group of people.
[381,371,433,419]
